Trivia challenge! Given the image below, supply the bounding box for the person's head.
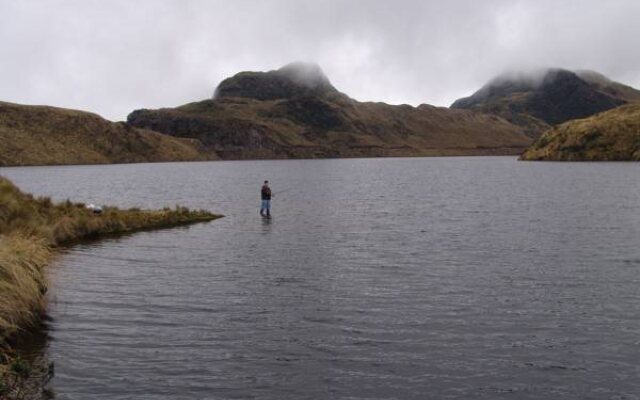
[264,180,269,185]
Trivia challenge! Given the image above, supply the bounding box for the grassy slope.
[0,101,216,166]
[520,104,640,161]
[0,175,221,345]
[454,92,553,138]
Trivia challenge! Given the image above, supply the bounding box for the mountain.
[520,103,640,161]
[127,62,532,159]
[451,69,640,138]
[0,101,213,166]
[214,61,338,100]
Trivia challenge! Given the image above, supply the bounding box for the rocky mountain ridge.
[127,63,532,159]
[451,68,640,138]
[3,63,639,165]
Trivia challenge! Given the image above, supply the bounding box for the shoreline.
[0,150,529,169]
[0,176,222,398]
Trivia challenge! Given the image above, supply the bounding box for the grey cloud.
[1,0,639,120]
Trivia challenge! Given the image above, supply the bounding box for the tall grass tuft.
[0,235,50,338]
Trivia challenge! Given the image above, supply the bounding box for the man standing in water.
[260,180,272,218]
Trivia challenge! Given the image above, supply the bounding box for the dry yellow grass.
[0,235,50,336]
[0,176,220,248]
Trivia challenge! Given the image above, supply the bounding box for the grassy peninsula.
[521,104,640,161]
[0,176,221,397]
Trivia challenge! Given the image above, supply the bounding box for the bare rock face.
[451,69,640,138]
[213,62,338,100]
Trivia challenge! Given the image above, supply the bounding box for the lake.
[2,157,640,399]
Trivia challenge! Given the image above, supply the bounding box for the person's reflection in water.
[261,215,272,233]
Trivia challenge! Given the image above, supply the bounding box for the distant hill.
[520,103,640,161]
[0,101,213,166]
[128,62,532,159]
[451,69,640,138]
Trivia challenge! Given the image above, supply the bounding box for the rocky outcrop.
[213,62,338,100]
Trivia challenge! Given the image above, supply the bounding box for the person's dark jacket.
[261,185,272,200]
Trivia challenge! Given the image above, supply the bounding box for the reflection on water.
[10,320,54,399]
[2,157,640,400]
[261,216,273,230]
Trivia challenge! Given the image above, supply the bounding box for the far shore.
[0,149,531,169]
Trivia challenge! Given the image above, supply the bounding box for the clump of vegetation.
[0,175,220,396]
[521,103,640,161]
[0,235,50,339]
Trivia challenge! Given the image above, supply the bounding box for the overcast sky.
[1,0,639,121]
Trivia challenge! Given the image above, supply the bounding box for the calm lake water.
[2,157,640,399]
